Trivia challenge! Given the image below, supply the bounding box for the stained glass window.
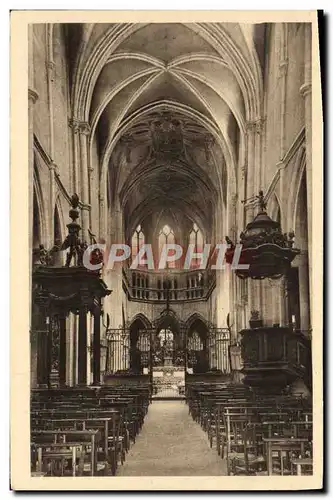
[158,224,176,269]
[189,222,204,269]
[131,224,145,264]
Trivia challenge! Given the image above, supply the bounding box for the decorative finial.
[60,194,85,267]
[257,190,267,213]
[33,243,59,266]
[70,193,80,208]
[287,231,295,248]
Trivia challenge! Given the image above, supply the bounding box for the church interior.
[29,22,313,477]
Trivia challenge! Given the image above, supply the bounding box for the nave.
[27,21,316,483]
[31,381,312,477]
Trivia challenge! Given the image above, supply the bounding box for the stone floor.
[117,400,227,476]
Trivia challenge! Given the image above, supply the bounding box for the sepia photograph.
[10,10,323,491]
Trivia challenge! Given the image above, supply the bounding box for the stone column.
[28,89,38,236]
[88,164,95,230]
[28,83,38,388]
[99,170,108,240]
[104,203,124,330]
[245,120,265,320]
[245,121,256,224]
[69,119,80,195]
[298,251,310,331]
[279,59,288,160]
[49,161,57,240]
[78,122,91,243]
[279,23,288,160]
[46,25,55,157]
[300,23,312,327]
[46,25,56,237]
[28,24,37,218]
[254,119,264,193]
[228,194,237,342]
[28,24,38,320]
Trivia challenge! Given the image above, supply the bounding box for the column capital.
[300,82,312,98]
[246,120,256,133]
[68,118,91,136]
[246,118,264,135]
[28,88,39,104]
[68,117,80,133]
[78,121,91,136]
[279,59,289,77]
[255,118,264,135]
[46,60,56,81]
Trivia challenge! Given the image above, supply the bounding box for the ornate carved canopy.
[225,191,300,279]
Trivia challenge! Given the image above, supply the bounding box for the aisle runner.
[117,400,227,476]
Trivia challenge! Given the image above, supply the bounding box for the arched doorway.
[150,312,185,399]
[186,317,209,374]
[293,170,310,330]
[154,328,175,366]
[129,316,152,375]
[111,312,187,399]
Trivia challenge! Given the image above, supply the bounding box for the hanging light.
[225,191,300,280]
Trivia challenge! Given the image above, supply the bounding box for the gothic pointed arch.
[128,313,152,330]
[33,157,47,246]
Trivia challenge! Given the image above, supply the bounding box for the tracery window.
[131,224,145,263]
[157,329,174,351]
[188,331,203,351]
[158,224,176,269]
[189,222,204,269]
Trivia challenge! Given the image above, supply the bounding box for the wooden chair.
[261,420,309,475]
[33,442,86,476]
[291,458,313,475]
[228,422,266,476]
[32,429,106,476]
[224,411,263,475]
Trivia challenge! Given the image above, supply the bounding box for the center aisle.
[117,400,227,476]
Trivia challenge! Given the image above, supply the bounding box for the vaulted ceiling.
[68,22,264,236]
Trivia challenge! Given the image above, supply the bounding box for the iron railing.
[104,326,231,375]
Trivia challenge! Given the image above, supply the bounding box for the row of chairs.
[30,385,151,476]
[186,382,313,476]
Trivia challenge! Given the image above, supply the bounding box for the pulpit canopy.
[225,191,300,280]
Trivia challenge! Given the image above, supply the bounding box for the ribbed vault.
[67,22,264,238]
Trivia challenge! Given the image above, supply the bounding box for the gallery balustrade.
[122,268,216,302]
